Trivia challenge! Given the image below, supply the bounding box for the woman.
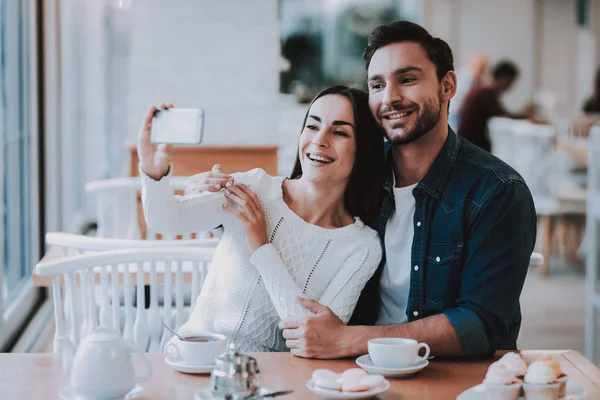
[138,86,384,352]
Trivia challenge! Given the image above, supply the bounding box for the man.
[448,52,488,131]
[188,21,536,359]
[458,60,534,152]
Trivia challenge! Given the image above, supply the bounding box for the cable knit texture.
[141,167,382,352]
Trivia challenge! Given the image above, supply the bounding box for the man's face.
[367,42,445,145]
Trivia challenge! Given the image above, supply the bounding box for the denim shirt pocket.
[424,242,463,307]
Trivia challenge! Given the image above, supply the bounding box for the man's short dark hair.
[363,20,454,81]
[492,61,519,80]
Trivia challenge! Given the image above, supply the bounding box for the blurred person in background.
[448,52,488,131]
[583,67,600,114]
[458,60,534,152]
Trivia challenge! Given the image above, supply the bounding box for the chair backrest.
[36,247,215,357]
[85,176,214,240]
[491,118,558,197]
[589,126,600,194]
[488,117,518,163]
[45,231,219,257]
[489,118,573,215]
[585,126,600,364]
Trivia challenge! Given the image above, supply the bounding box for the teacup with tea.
[165,332,227,366]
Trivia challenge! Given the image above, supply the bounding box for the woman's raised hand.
[137,103,174,180]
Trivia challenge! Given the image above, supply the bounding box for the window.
[0,0,40,349]
[279,0,422,96]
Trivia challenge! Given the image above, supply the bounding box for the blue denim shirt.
[349,128,537,357]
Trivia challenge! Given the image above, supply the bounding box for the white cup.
[164,333,227,366]
[368,338,430,368]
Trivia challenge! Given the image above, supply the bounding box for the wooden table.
[1,351,599,399]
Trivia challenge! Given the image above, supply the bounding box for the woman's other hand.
[222,183,269,252]
[137,103,174,180]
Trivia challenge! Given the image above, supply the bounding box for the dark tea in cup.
[185,336,220,343]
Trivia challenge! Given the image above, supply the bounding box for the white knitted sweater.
[141,168,382,352]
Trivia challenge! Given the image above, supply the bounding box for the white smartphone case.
[151,108,204,145]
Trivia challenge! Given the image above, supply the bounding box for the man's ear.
[442,71,458,100]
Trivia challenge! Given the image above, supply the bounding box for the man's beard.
[384,93,442,146]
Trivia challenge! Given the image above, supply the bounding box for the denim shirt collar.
[382,126,461,200]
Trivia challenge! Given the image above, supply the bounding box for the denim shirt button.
[435,256,441,262]
[414,265,419,271]
[413,311,419,317]
[416,221,422,227]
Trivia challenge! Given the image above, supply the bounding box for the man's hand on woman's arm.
[280,298,463,359]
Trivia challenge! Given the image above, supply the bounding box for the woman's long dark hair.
[289,86,384,226]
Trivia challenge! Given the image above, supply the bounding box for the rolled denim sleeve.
[443,307,490,356]
[445,179,536,356]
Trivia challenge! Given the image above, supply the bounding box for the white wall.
[538,0,598,114]
[538,0,577,110]
[422,0,460,55]
[126,0,280,145]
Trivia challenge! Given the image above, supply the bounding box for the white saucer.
[195,387,275,399]
[355,354,429,377]
[306,378,390,399]
[456,380,588,400]
[165,356,213,374]
[59,385,143,400]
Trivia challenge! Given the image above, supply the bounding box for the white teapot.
[69,326,152,399]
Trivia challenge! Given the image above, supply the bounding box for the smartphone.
[151,108,204,145]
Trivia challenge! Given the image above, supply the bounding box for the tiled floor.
[519,259,599,363]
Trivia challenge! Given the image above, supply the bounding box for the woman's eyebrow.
[332,120,354,128]
[308,115,354,128]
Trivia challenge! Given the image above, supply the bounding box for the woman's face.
[298,94,357,185]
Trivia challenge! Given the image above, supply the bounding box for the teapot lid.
[85,326,121,343]
[215,343,259,373]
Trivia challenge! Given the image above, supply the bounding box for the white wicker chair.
[36,247,215,362]
[489,118,586,275]
[85,176,219,240]
[585,126,600,365]
[490,118,561,214]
